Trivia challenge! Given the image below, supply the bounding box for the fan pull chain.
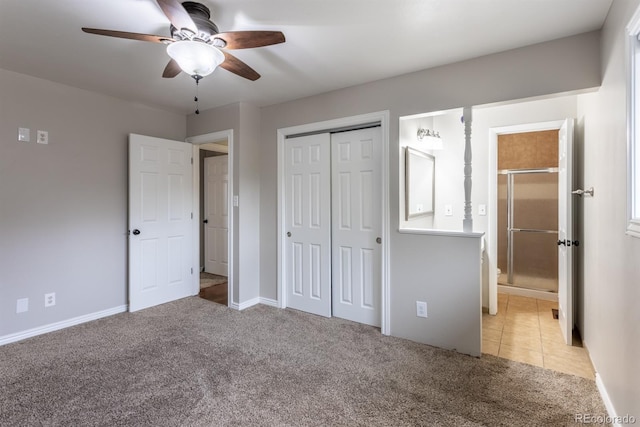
[193,74,202,115]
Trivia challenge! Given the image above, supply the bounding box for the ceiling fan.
[82,0,285,82]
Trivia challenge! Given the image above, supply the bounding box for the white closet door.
[204,155,229,276]
[284,133,332,317]
[128,134,193,312]
[331,127,382,327]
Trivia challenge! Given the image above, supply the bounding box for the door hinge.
[191,157,193,165]
[191,267,193,275]
[191,212,193,219]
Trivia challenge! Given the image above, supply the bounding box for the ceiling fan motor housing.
[170,1,221,45]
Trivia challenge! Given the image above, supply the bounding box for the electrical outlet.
[416,301,428,318]
[16,298,29,313]
[444,205,453,216]
[37,130,49,145]
[45,292,56,307]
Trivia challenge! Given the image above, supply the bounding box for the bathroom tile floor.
[482,293,595,379]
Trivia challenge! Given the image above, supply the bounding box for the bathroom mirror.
[405,147,435,220]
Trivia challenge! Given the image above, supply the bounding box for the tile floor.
[482,293,595,379]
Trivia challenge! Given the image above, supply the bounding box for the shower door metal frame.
[499,167,559,286]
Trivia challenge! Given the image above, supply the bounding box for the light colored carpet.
[0,297,607,426]
[200,272,227,289]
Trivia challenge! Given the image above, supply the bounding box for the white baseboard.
[238,297,260,310]
[259,297,279,308]
[229,297,260,311]
[229,297,278,310]
[595,373,622,427]
[0,305,128,346]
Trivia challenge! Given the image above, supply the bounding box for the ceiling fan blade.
[82,28,173,44]
[156,0,198,34]
[220,51,260,81]
[214,31,285,50]
[162,59,182,78]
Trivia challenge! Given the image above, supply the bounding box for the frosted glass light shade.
[167,41,225,77]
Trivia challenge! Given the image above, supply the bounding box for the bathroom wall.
[397,95,579,308]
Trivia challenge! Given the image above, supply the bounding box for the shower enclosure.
[497,168,559,293]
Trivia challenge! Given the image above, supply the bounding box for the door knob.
[376,237,382,244]
[132,229,141,235]
[203,219,209,224]
[287,232,291,237]
[557,239,566,246]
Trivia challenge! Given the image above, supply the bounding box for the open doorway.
[496,130,559,301]
[187,130,233,307]
[199,146,228,305]
[484,119,588,373]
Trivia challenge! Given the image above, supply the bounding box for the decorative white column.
[463,107,473,232]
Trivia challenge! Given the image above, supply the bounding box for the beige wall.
[257,33,600,342]
[577,0,640,419]
[0,69,186,337]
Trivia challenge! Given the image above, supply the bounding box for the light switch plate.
[479,204,487,216]
[18,127,30,142]
[16,298,29,313]
[416,301,428,318]
[37,130,49,145]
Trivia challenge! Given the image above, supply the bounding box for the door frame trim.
[276,111,391,335]
[187,130,234,307]
[488,120,565,315]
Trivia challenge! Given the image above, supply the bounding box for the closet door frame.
[277,111,391,335]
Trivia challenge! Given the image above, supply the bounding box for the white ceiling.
[0,0,612,115]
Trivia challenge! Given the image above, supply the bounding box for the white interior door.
[204,155,228,276]
[558,119,574,344]
[331,128,382,326]
[284,133,332,317]
[129,134,193,312]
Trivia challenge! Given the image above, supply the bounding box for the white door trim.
[488,120,565,315]
[276,111,391,335]
[187,130,234,307]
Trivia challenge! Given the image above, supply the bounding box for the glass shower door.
[509,171,558,292]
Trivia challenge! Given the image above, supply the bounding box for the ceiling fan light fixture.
[166,40,224,77]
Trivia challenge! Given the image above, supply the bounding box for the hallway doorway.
[187,130,233,308]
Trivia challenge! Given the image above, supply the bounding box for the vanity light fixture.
[417,128,443,150]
